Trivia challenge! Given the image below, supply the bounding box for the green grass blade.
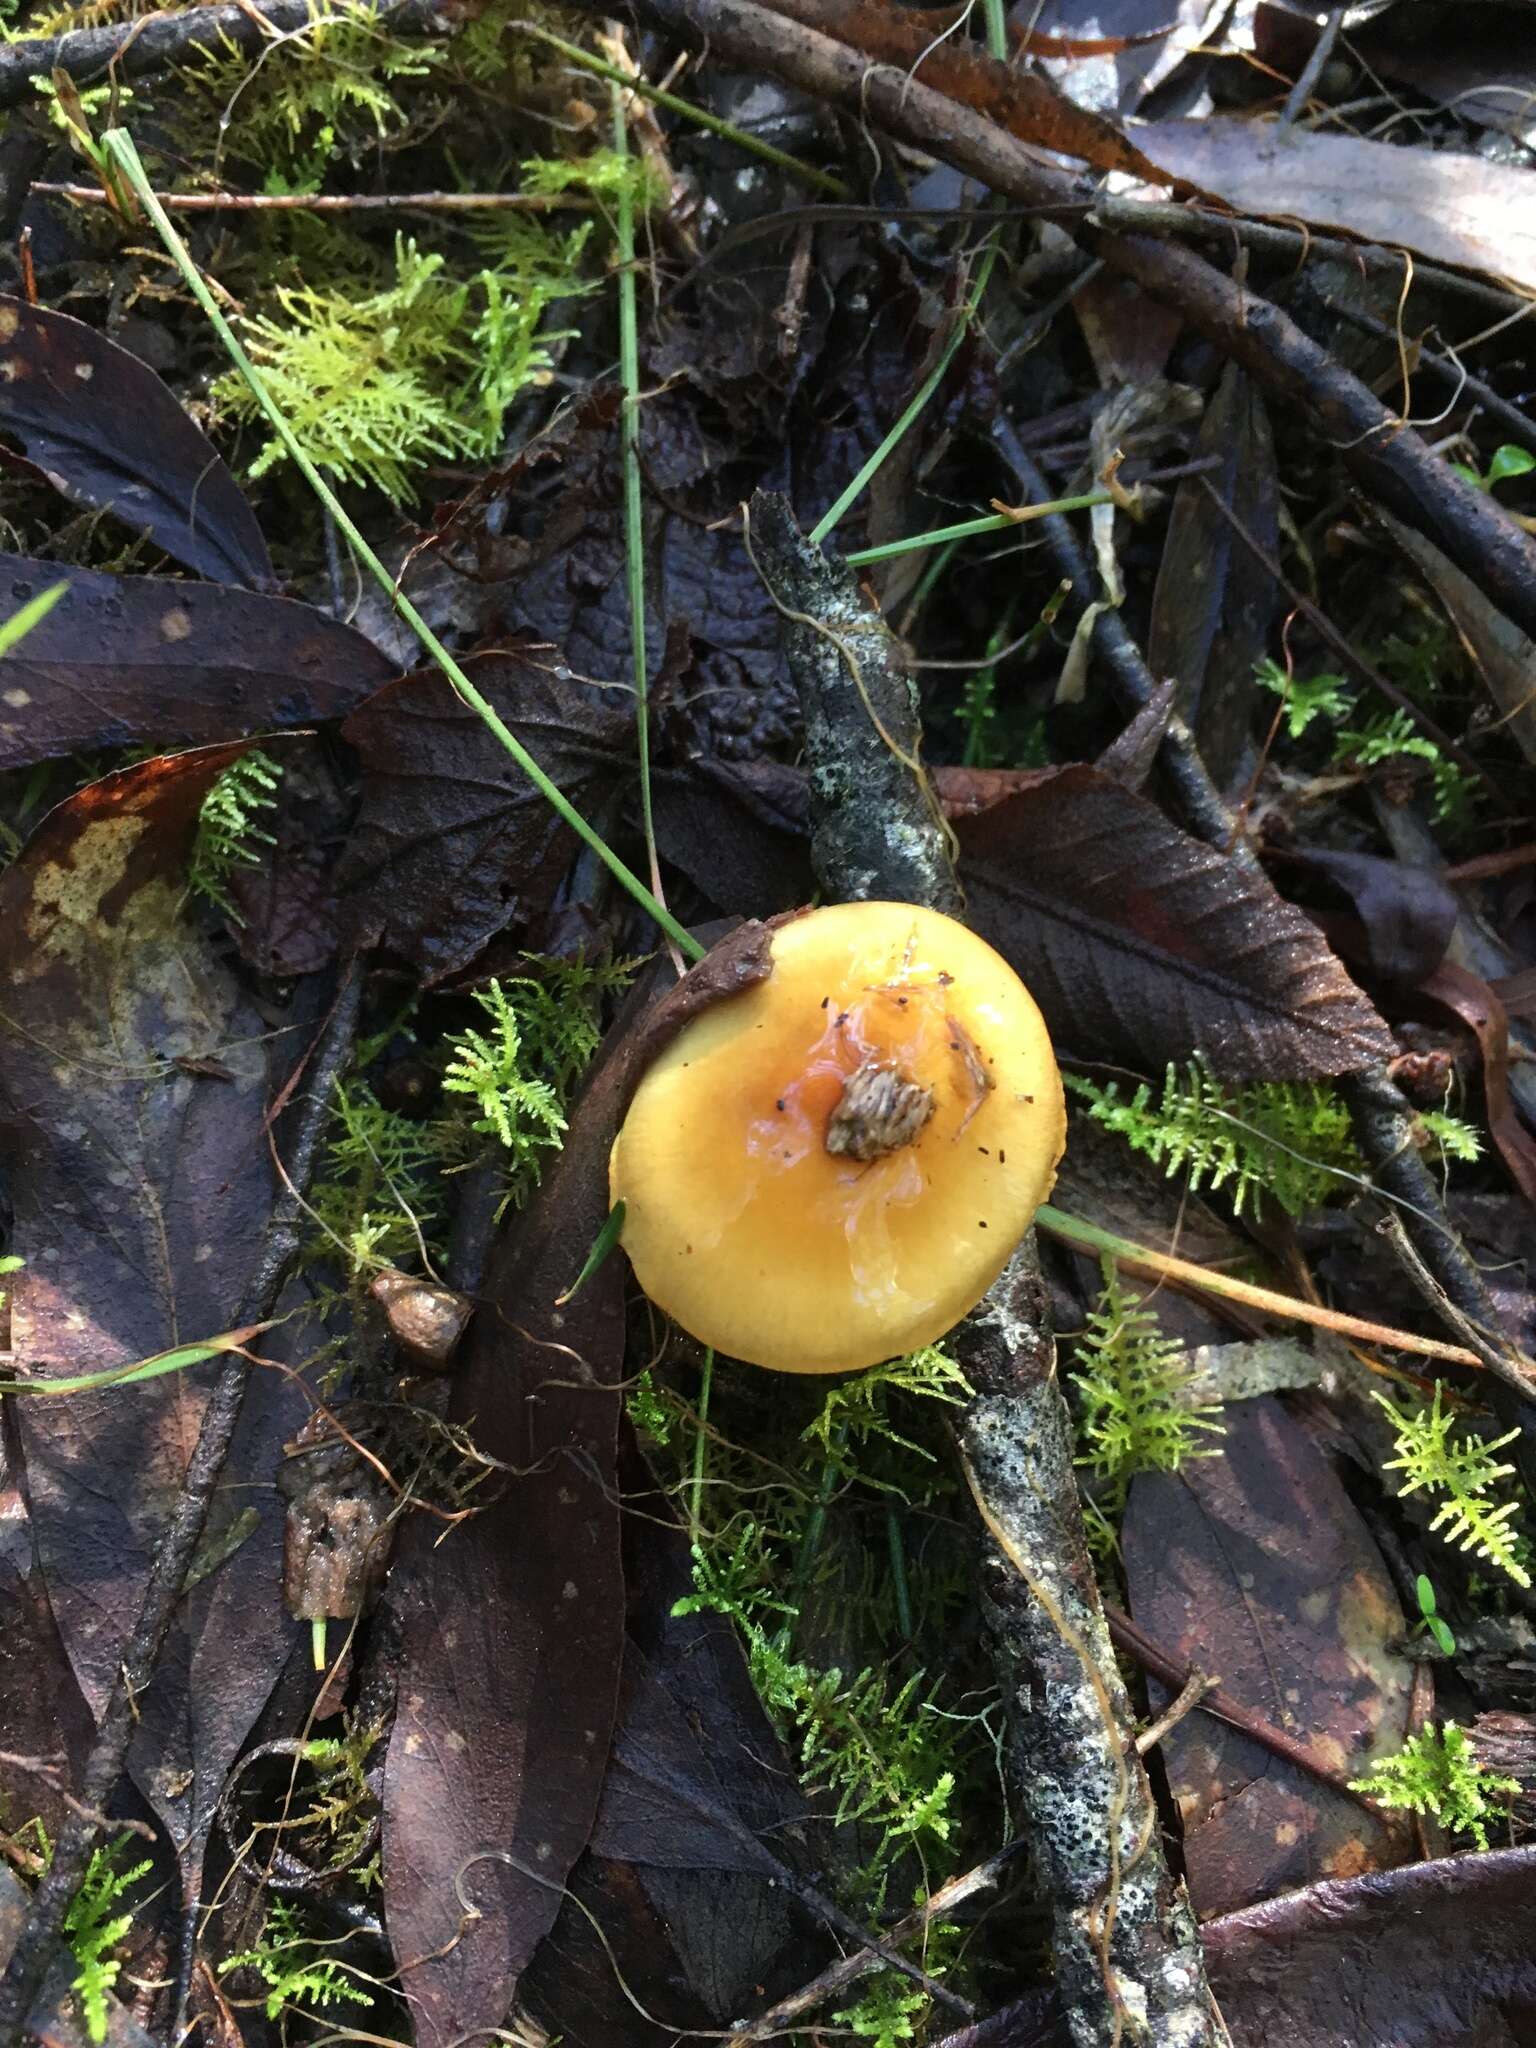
[100,127,704,965]
[0,581,68,656]
[0,1324,268,1397]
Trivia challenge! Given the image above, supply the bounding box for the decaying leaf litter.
[0,2,1534,2045]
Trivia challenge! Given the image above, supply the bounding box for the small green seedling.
[1413,1573,1456,1656]
[1449,442,1536,493]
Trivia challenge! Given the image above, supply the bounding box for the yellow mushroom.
[609,901,1065,1374]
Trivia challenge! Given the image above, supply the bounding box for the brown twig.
[32,182,593,214]
[730,1842,1028,2043]
[1105,1608,1385,1815]
[0,959,365,2048]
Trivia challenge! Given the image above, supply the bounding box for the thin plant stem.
[520,25,851,199]
[1035,1203,1484,1367]
[886,1503,914,1642]
[98,126,705,967]
[808,242,999,548]
[787,1425,845,1647]
[611,78,669,939]
[690,1348,713,1551]
[845,490,1114,566]
[803,0,1008,550]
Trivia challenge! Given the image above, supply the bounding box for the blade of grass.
[1035,1203,1486,1368]
[610,73,671,954]
[845,491,1115,567]
[0,1325,270,1397]
[522,26,850,199]
[808,241,1000,549]
[99,127,705,967]
[0,581,68,655]
[803,0,1010,550]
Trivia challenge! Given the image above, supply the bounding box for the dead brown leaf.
[1132,120,1536,291]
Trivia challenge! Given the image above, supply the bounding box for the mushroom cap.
[609,901,1065,1373]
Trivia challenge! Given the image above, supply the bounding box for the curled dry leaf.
[0,296,273,589]
[1420,959,1536,1206]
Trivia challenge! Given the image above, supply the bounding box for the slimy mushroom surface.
[609,901,1065,1373]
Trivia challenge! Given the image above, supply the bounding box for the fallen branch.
[750,487,1221,2048]
[0,0,447,110]
[0,959,365,2048]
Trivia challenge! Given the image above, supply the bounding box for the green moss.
[1350,1721,1518,1849]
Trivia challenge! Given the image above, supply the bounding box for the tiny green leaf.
[0,580,68,657]
[558,1201,626,1306]
[1487,444,1536,486]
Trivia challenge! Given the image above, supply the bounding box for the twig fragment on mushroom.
[761,492,1223,2048]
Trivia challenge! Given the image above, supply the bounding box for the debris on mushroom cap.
[608,901,1066,1374]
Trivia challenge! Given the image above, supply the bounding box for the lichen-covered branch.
[961,1245,1220,2048]
[762,494,1220,2047]
[0,0,448,110]
[746,489,962,914]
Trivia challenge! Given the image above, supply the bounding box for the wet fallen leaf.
[1133,120,1536,292]
[956,764,1395,1076]
[1201,1843,1536,2044]
[338,649,633,982]
[0,554,396,770]
[1148,363,1279,790]
[1123,1397,1412,1916]
[0,297,272,589]
[1286,846,1457,989]
[380,1018,632,2048]
[0,749,308,1848]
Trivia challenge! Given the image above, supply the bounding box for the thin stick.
[1035,1203,1486,1369]
[1106,1606,1387,1814]
[730,1841,1025,2042]
[0,961,366,2046]
[1278,3,1348,130]
[33,181,593,213]
[99,127,705,968]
